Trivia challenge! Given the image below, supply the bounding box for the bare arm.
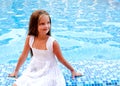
[53,40,82,78]
[9,35,30,77]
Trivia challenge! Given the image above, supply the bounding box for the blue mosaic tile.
[0,60,120,86]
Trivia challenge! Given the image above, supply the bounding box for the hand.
[71,70,82,79]
[8,71,18,78]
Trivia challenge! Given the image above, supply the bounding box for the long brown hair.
[28,10,51,56]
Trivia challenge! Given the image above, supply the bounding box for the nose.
[45,23,49,28]
[45,24,48,27]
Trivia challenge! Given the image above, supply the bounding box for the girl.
[9,10,82,86]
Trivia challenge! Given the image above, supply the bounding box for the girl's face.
[38,15,50,36]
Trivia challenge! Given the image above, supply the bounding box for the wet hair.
[28,10,51,56]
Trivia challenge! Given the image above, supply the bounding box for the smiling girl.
[9,10,82,86]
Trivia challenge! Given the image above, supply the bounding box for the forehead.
[38,14,50,22]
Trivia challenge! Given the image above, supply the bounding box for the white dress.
[14,36,66,86]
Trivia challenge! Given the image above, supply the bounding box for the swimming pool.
[0,0,120,63]
[0,0,120,86]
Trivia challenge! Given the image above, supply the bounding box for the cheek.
[38,26,42,32]
[47,28,50,32]
[38,25,43,29]
[48,24,51,29]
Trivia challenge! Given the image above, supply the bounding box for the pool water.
[0,0,120,63]
[0,0,120,86]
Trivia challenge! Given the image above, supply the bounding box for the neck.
[37,35,48,40]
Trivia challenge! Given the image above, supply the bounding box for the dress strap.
[29,36,34,48]
[47,37,55,52]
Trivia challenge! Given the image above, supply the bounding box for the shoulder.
[52,38,61,53]
[51,37,60,48]
[53,40,59,46]
[48,36,59,47]
[26,35,34,40]
[49,36,55,41]
[25,35,34,42]
[27,35,34,38]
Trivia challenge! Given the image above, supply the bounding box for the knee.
[13,83,17,86]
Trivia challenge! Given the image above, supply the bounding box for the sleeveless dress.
[14,36,66,86]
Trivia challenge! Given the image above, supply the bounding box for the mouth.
[43,29,48,31]
[42,29,49,33]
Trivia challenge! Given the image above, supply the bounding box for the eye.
[39,23,45,25]
[47,22,50,24]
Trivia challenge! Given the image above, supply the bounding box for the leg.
[13,83,17,86]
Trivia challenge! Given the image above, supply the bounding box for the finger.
[75,73,83,77]
[8,74,12,77]
[72,74,75,79]
[8,74,16,78]
[78,73,83,76]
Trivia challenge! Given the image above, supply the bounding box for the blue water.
[0,0,120,86]
[0,0,120,64]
